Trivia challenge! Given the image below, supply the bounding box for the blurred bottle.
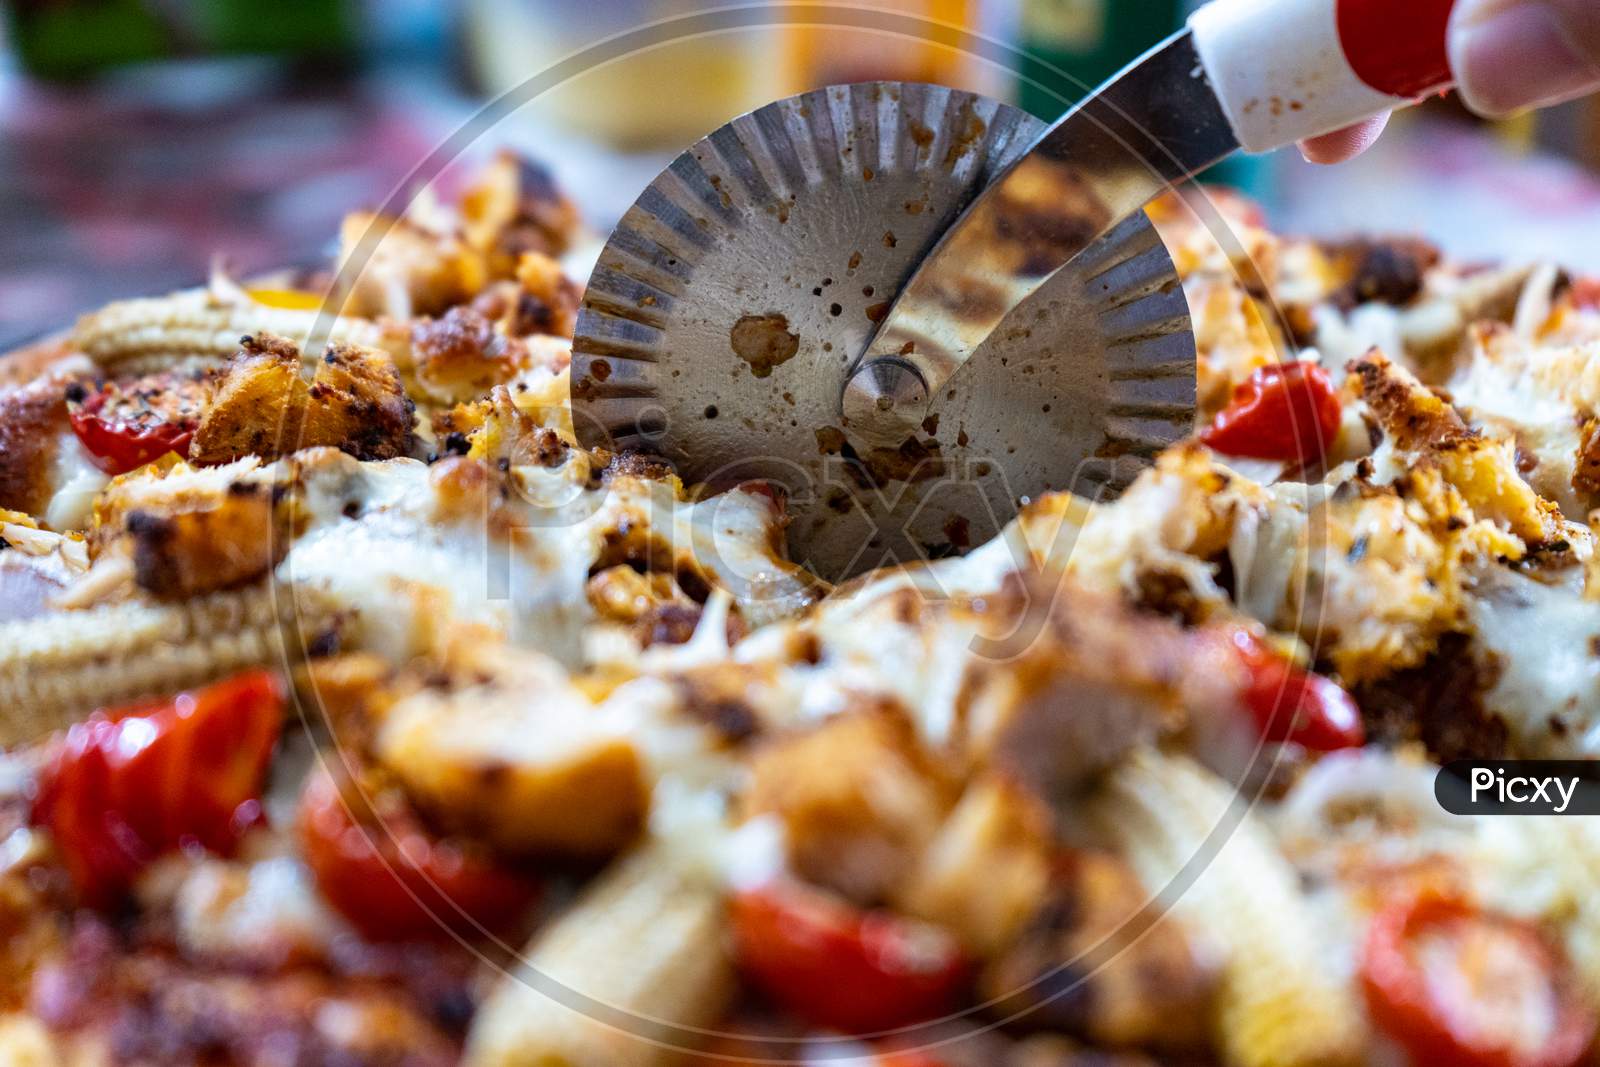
[463,0,1005,150]
[464,0,785,151]
[778,0,1002,98]
[7,0,357,79]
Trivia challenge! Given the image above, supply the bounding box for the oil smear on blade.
[572,82,1195,582]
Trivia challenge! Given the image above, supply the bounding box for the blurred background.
[3,0,1600,352]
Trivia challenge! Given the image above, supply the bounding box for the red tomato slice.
[297,764,540,942]
[32,670,284,907]
[1231,630,1364,751]
[67,386,195,475]
[730,881,969,1034]
[1362,892,1597,1067]
[1201,362,1342,464]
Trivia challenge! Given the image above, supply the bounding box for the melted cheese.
[1448,333,1590,516]
[1314,303,1406,373]
[170,852,350,963]
[1470,567,1600,757]
[280,450,809,666]
[41,431,108,532]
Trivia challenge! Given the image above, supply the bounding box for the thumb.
[1450,0,1600,117]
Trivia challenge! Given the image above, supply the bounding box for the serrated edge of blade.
[572,81,1047,454]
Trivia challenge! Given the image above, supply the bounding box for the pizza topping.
[1201,362,1342,464]
[31,669,284,907]
[0,379,72,515]
[1361,891,1596,1067]
[459,149,581,268]
[29,914,465,1067]
[730,879,970,1033]
[188,334,414,465]
[372,651,650,860]
[509,251,581,337]
[124,481,283,599]
[978,849,1219,1050]
[297,763,541,942]
[743,707,952,905]
[411,306,526,403]
[1231,630,1364,751]
[66,376,202,476]
[1352,353,1562,549]
[891,778,1055,957]
[246,287,325,311]
[1323,237,1440,311]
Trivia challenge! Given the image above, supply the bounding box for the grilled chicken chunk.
[188,333,414,465]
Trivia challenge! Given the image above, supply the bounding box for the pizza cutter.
[572,0,1460,580]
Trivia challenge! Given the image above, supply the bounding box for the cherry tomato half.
[1361,891,1596,1067]
[67,385,196,475]
[730,881,970,1034]
[32,669,284,907]
[1201,361,1342,465]
[297,764,540,942]
[1230,630,1364,752]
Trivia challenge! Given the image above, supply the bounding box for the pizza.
[0,149,1597,1067]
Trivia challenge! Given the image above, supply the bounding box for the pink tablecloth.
[0,60,445,350]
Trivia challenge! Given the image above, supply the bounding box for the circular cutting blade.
[572,82,1196,581]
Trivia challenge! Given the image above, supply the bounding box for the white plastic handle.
[1189,0,1458,153]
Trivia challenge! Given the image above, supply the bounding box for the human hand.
[1300,0,1600,163]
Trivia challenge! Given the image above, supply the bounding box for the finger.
[1450,0,1600,117]
[1298,115,1391,165]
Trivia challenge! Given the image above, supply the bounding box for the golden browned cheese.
[1351,352,1562,547]
[411,306,508,401]
[1577,417,1600,499]
[586,564,728,650]
[188,334,414,465]
[744,704,955,905]
[510,251,581,338]
[1147,190,1294,418]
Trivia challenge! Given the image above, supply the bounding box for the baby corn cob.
[466,844,732,1067]
[0,584,334,742]
[72,292,406,371]
[1092,750,1365,1067]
